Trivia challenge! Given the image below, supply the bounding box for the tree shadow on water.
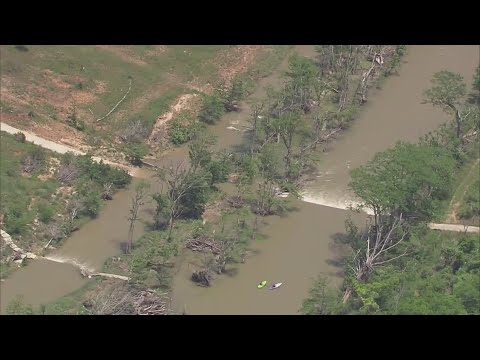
[119,241,129,254]
[223,267,239,277]
[324,232,352,277]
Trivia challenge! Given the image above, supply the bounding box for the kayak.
[257,280,267,289]
[269,282,283,290]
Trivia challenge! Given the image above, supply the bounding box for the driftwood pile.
[227,195,246,208]
[186,237,222,255]
[133,290,167,315]
[186,236,224,287]
[84,286,168,315]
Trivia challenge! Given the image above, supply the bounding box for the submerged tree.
[126,181,150,253]
[154,161,209,240]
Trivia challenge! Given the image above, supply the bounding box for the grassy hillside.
[1,45,285,160]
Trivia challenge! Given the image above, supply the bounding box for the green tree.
[301,276,343,315]
[124,144,148,166]
[424,71,467,140]
[130,231,179,289]
[188,131,215,173]
[271,112,305,180]
[350,142,456,222]
[397,293,466,315]
[225,76,247,111]
[206,152,233,187]
[198,93,225,124]
[454,273,480,314]
[473,65,480,93]
[283,55,319,112]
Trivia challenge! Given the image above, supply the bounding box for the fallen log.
[140,160,160,169]
[80,269,130,281]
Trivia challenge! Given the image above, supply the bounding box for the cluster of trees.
[122,125,270,288]
[225,47,403,216]
[302,68,480,315]
[125,46,408,287]
[1,133,131,251]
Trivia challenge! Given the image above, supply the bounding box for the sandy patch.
[144,46,169,58]
[213,45,265,84]
[148,93,198,143]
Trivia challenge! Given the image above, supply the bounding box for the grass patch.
[45,281,97,315]
[134,87,185,132]
[432,157,480,223]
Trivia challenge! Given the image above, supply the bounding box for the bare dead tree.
[56,162,80,185]
[155,161,208,240]
[43,222,66,249]
[102,182,113,200]
[359,56,378,104]
[336,46,359,112]
[21,156,39,173]
[126,181,150,253]
[351,214,409,283]
[120,119,149,144]
[67,197,85,223]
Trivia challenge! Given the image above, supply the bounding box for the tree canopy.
[349,142,456,220]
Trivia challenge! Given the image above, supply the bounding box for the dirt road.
[0,122,140,177]
[428,223,480,233]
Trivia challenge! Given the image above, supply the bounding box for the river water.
[169,45,479,314]
[1,45,478,314]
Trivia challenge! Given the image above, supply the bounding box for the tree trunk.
[127,223,134,253]
[455,108,463,143]
[168,217,174,241]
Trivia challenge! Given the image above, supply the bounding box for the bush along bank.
[0,131,131,279]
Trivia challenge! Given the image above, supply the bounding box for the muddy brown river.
[1,45,478,314]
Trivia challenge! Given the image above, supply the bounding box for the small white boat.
[269,282,283,290]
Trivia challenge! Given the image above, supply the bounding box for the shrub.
[124,144,148,166]
[198,93,225,124]
[169,119,191,145]
[37,202,55,224]
[14,132,26,143]
[14,45,29,52]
